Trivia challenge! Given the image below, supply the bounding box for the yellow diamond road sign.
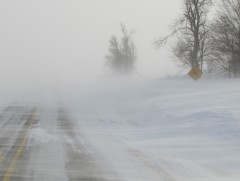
[188,67,203,80]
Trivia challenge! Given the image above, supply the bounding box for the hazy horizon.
[0,0,184,90]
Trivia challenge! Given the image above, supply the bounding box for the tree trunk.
[192,36,200,68]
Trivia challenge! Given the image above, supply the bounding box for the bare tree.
[210,0,240,77]
[106,24,136,74]
[155,0,212,69]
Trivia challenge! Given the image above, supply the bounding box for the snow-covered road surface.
[0,105,118,181]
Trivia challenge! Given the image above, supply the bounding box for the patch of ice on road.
[30,128,58,143]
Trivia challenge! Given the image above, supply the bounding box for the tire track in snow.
[58,108,118,181]
[58,108,103,180]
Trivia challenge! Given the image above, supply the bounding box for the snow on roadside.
[67,77,240,181]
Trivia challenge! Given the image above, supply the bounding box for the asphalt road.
[0,105,117,181]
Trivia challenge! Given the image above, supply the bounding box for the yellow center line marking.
[0,151,8,163]
[2,109,36,181]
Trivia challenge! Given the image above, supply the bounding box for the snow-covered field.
[66,77,240,181]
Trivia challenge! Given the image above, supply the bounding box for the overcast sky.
[0,0,182,89]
